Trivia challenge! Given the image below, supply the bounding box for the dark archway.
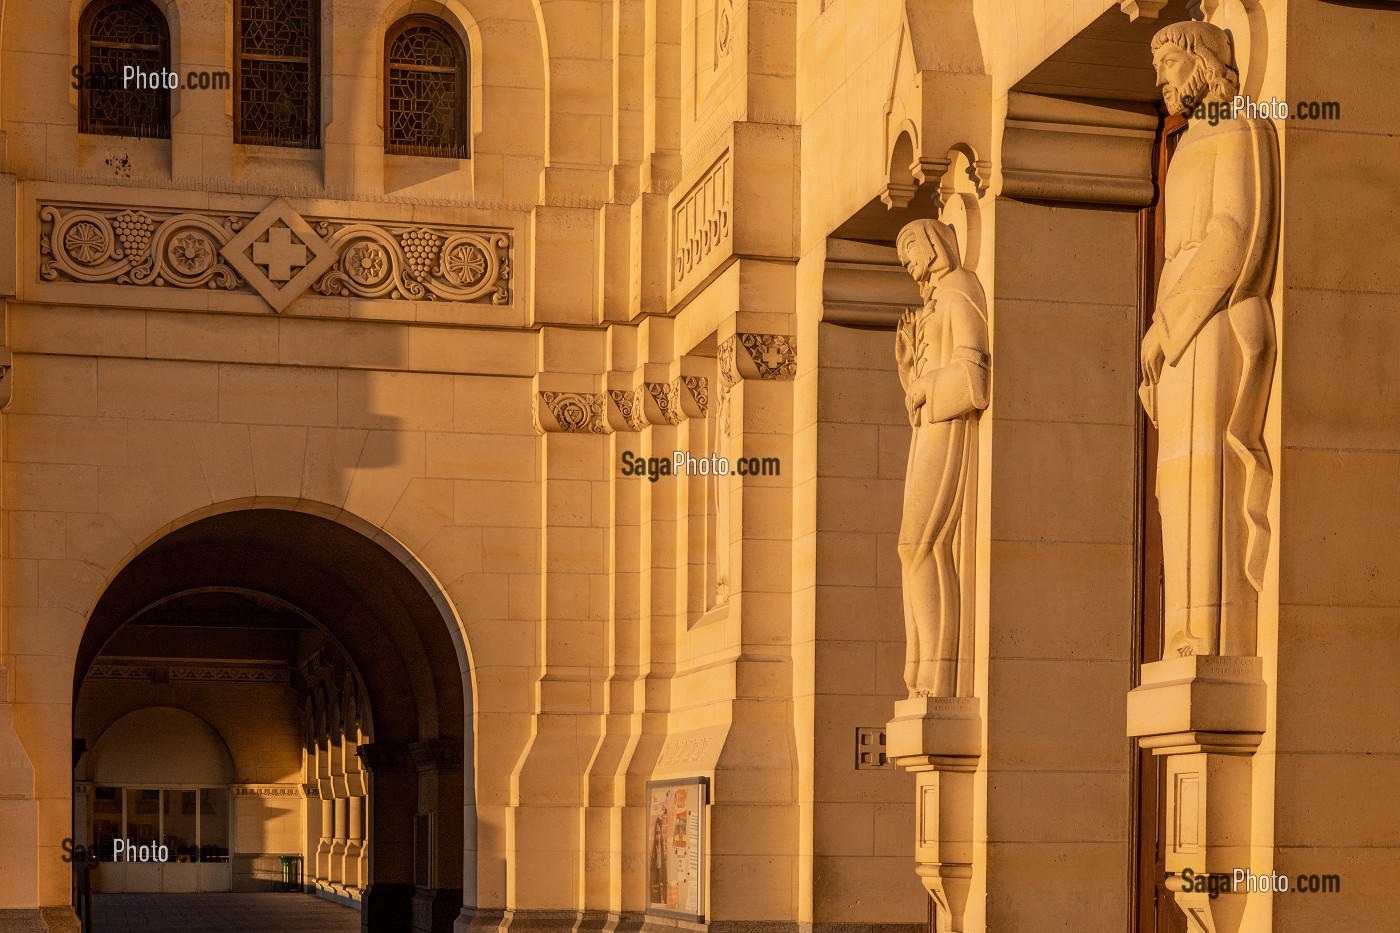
[73,508,472,933]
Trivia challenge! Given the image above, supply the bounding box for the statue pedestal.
[887,697,981,933]
[1128,657,1266,933]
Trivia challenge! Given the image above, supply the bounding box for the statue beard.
[1163,61,1214,116]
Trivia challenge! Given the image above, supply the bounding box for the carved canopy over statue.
[1140,21,1278,658]
[894,218,990,698]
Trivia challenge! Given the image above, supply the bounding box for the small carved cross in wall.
[253,224,309,282]
[759,344,786,371]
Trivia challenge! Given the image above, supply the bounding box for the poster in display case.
[645,777,709,922]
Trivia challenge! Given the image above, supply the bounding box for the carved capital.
[643,380,685,425]
[607,387,649,432]
[720,333,798,382]
[536,391,610,434]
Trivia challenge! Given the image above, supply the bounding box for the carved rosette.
[42,205,244,290]
[644,381,685,426]
[537,391,609,434]
[719,333,798,382]
[38,201,513,309]
[607,388,649,432]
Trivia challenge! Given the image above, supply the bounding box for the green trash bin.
[279,855,302,891]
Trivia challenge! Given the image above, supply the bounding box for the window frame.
[233,0,321,149]
[383,14,470,159]
[78,0,172,139]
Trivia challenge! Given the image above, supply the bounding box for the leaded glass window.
[235,0,319,148]
[79,0,170,138]
[385,17,468,158]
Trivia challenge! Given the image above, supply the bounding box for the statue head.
[897,219,960,297]
[1151,21,1239,116]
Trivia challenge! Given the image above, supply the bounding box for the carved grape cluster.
[400,228,441,281]
[113,210,155,263]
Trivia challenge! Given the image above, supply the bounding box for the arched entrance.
[72,507,474,933]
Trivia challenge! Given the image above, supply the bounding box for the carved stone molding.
[1001,94,1158,207]
[537,391,610,434]
[679,375,709,418]
[672,152,731,292]
[607,388,649,432]
[0,346,12,412]
[721,333,798,381]
[232,784,304,798]
[86,662,291,683]
[644,380,685,425]
[39,198,513,312]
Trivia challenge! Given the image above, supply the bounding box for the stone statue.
[1140,21,1277,658]
[895,218,990,697]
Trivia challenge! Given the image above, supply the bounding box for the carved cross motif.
[253,225,309,282]
[758,345,787,371]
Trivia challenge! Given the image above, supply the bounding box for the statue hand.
[906,374,933,426]
[1141,326,1166,385]
[895,310,917,372]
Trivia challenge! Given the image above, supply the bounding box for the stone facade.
[0,2,1398,933]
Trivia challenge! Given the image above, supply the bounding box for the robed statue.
[895,219,990,697]
[1140,21,1278,658]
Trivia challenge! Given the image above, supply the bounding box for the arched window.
[79,0,171,138]
[385,16,469,158]
[235,0,320,148]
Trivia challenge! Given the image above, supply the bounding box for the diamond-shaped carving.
[220,199,336,312]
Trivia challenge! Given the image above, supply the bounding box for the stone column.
[329,795,348,889]
[411,739,466,933]
[360,742,418,933]
[343,793,365,894]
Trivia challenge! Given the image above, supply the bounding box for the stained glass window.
[236,0,319,148]
[79,0,170,138]
[385,17,468,158]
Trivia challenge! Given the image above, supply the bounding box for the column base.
[454,906,506,933]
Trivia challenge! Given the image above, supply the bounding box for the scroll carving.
[894,219,989,699]
[607,388,648,432]
[38,199,513,312]
[644,381,685,426]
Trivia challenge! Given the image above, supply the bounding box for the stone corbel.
[678,374,709,419]
[643,379,685,425]
[887,696,982,933]
[534,375,611,435]
[606,385,648,432]
[408,738,465,772]
[1128,656,1267,933]
[720,333,798,382]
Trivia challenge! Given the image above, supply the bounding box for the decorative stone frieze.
[39,198,513,312]
[86,662,291,683]
[408,739,465,771]
[356,742,414,773]
[536,391,610,434]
